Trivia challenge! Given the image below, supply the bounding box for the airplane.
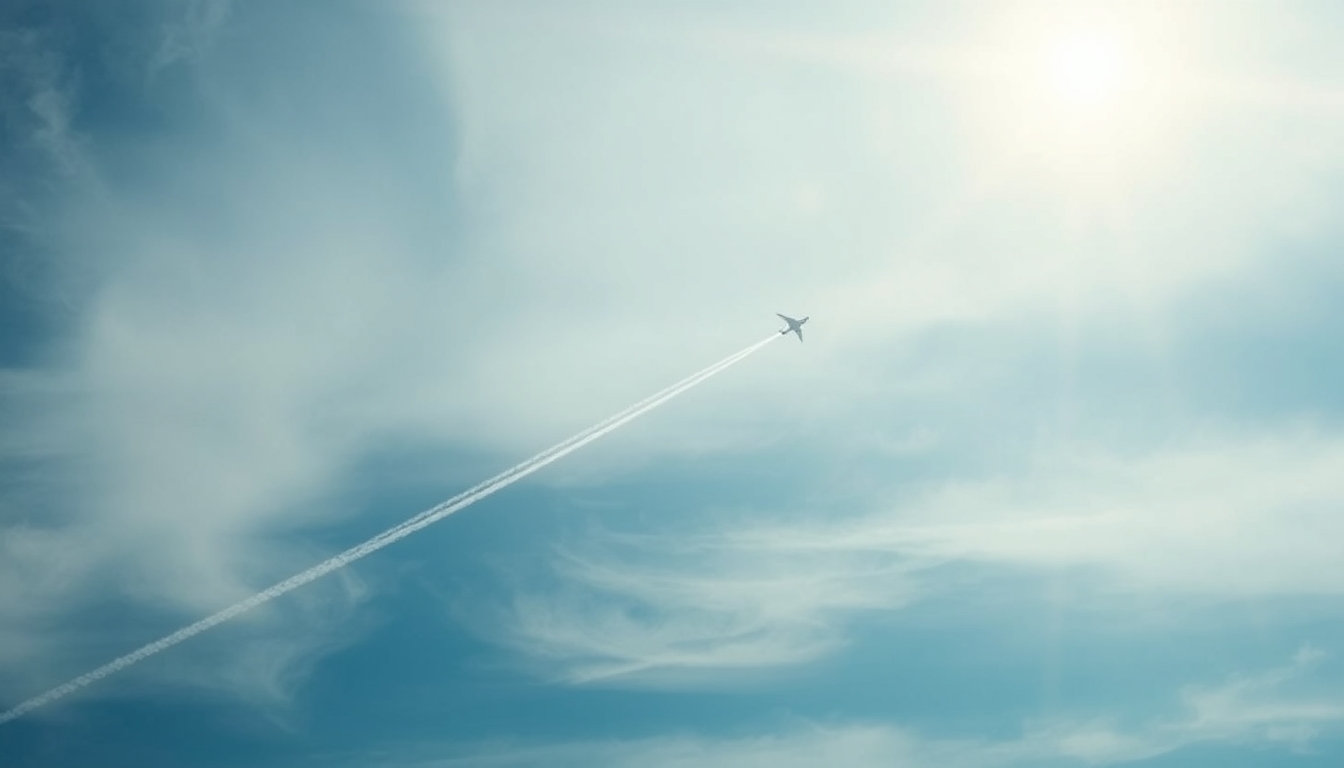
[777,313,809,341]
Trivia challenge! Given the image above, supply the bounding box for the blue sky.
[3,1,1344,765]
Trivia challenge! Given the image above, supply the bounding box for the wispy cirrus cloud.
[802,429,1344,595]
[0,26,86,183]
[350,649,1344,767]
[147,0,232,75]
[485,527,928,684]
[488,427,1344,684]
[0,0,464,708]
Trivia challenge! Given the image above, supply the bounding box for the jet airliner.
[777,313,808,341]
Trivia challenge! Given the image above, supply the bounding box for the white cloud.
[4,0,1344,717]
[0,3,477,705]
[148,0,233,75]
[488,428,1344,683]
[0,28,86,180]
[1024,646,1344,763]
[125,565,376,718]
[837,430,1344,595]
[393,725,931,768]
[484,528,926,684]
[426,2,1344,345]
[1175,646,1344,750]
[354,650,1344,767]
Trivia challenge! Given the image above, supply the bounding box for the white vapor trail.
[0,333,780,725]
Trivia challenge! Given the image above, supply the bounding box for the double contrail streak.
[0,333,778,725]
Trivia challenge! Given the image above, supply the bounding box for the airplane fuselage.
[777,313,809,341]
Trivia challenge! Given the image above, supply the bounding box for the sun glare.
[1048,35,1124,106]
[951,4,1198,198]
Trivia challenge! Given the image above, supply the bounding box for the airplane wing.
[776,312,804,340]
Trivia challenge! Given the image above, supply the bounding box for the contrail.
[0,333,780,725]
